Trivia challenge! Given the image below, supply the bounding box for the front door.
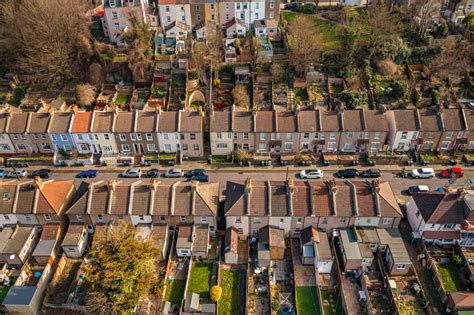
[133,143,140,154]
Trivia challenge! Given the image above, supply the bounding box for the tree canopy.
[0,0,94,88]
[83,221,161,314]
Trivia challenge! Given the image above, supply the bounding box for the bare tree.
[429,38,473,85]
[88,63,104,88]
[192,42,210,86]
[232,84,250,109]
[76,84,96,107]
[352,3,404,59]
[286,15,322,75]
[407,0,439,39]
[0,0,94,88]
[206,25,224,79]
[271,63,286,83]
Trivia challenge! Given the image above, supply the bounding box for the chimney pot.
[33,176,44,190]
[107,179,117,191]
[245,178,252,194]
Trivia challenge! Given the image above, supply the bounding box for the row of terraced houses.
[0,107,473,161]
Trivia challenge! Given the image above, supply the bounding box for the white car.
[165,168,184,178]
[299,169,323,179]
[6,169,27,178]
[121,168,142,178]
[410,168,435,179]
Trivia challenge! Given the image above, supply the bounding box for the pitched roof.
[89,183,109,214]
[464,109,474,131]
[210,110,231,132]
[259,225,285,249]
[312,183,333,216]
[92,111,114,133]
[173,183,192,215]
[292,181,312,217]
[49,112,73,133]
[353,181,377,217]
[333,181,354,217]
[40,224,60,240]
[109,184,130,215]
[0,182,17,214]
[28,113,51,133]
[180,111,202,133]
[255,111,275,133]
[114,111,134,132]
[342,110,363,131]
[298,110,319,132]
[153,182,172,215]
[232,111,253,132]
[192,225,209,253]
[225,227,239,254]
[65,182,90,214]
[0,113,9,133]
[363,110,389,132]
[448,292,474,309]
[136,110,157,132]
[71,112,92,133]
[195,182,220,216]
[158,111,179,132]
[276,111,298,133]
[320,111,340,132]
[270,181,289,216]
[62,224,85,246]
[15,182,36,214]
[418,109,442,131]
[392,109,419,131]
[377,182,402,218]
[36,180,74,215]
[7,113,29,133]
[412,192,466,224]
[442,109,465,131]
[250,181,268,216]
[300,225,318,245]
[224,181,246,216]
[132,184,152,215]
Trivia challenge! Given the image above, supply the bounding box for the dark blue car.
[76,169,98,178]
[189,174,209,182]
[284,2,299,9]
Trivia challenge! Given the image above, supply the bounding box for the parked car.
[30,169,51,179]
[0,170,6,178]
[189,174,209,182]
[360,169,381,178]
[5,161,29,168]
[186,169,206,178]
[122,169,142,178]
[410,168,435,179]
[335,169,359,178]
[299,169,323,179]
[6,169,27,178]
[165,168,184,178]
[76,170,98,178]
[284,2,299,9]
[146,169,160,178]
[407,185,430,195]
[440,167,464,178]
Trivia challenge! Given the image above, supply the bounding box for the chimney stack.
[457,188,467,201]
[287,179,295,195]
[70,104,79,114]
[107,179,117,191]
[33,176,44,190]
[191,180,199,192]
[149,179,160,190]
[245,178,252,194]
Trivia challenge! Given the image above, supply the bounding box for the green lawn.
[114,94,131,106]
[296,286,321,315]
[187,262,213,299]
[0,283,12,303]
[283,12,341,51]
[437,263,466,292]
[320,289,343,315]
[218,270,239,315]
[165,279,186,306]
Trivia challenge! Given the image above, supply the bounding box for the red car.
[440,167,464,178]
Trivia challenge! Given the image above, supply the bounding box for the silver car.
[121,168,142,178]
[6,169,28,178]
[165,168,184,178]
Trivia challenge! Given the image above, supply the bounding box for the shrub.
[210,285,222,302]
[294,5,317,14]
[452,254,463,266]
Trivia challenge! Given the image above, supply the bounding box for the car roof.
[451,167,463,172]
[417,185,429,190]
[421,168,434,172]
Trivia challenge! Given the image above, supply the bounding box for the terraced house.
[47,111,75,153]
[66,179,219,235]
[224,179,402,238]
[0,112,15,154]
[6,112,52,154]
[0,178,75,228]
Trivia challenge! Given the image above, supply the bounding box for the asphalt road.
[3,168,474,203]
